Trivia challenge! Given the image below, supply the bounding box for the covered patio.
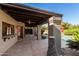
[2,35,48,56]
[0,3,62,56]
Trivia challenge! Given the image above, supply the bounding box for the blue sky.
[22,3,79,25]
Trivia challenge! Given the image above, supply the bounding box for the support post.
[47,16,62,56]
[37,25,41,40]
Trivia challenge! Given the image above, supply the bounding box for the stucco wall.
[0,9,25,55]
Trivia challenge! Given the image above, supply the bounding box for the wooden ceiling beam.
[8,13,44,21]
[1,6,48,26]
[8,13,45,24]
[3,8,50,19]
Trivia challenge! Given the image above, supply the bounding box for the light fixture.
[28,19,31,24]
[27,16,35,24]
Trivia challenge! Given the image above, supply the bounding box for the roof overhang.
[0,3,63,27]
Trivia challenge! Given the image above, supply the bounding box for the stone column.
[37,25,41,40]
[33,27,38,40]
[47,16,62,56]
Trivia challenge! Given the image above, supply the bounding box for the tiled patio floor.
[2,35,48,56]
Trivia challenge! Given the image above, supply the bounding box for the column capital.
[48,16,54,26]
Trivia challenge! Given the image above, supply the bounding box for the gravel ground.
[61,48,79,56]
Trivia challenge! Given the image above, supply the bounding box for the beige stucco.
[0,9,25,55]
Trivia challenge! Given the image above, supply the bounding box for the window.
[2,22,14,42]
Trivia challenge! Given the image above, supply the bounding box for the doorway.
[25,29,33,34]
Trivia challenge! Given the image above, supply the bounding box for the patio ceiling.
[0,3,62,27]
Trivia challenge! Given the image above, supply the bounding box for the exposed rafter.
[0,3,62,27]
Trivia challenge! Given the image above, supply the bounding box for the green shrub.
[67,40,79,50]
[64,28,79,49]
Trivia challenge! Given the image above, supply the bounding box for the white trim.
[49,36,55,38]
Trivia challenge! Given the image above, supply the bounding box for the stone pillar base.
[47,38,57,56]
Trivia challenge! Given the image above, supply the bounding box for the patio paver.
[2,35,48,56]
